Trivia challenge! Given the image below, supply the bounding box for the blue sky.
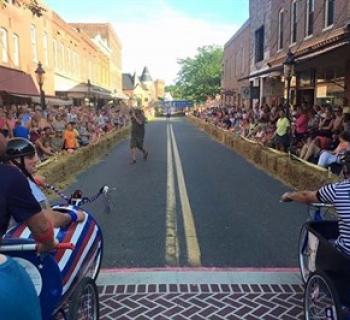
[45,0,249,84]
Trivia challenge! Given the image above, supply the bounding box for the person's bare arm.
[35,140,54,156]
[43,208,71,228]
[133,114,144,125]
[25,211,56,252]
[43,208,85,228]
[281,190,318,204]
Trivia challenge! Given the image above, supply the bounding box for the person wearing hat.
[129,108,148,164]
[0,135,55,320]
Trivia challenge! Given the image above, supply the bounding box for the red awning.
[0,66,39,96]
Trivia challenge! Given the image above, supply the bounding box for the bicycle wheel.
[304,272,340,320]
[91,248,102,281]
[298,224,312,283]
[68,278,99,320]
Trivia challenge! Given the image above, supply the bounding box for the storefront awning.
[6,93,73,106]
[57,82,112,99]
[295,40,350,63]
[238,66,282,81]
[0,66,39,96]
[31,96,73,106]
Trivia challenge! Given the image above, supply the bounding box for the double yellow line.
[165,122,201,267]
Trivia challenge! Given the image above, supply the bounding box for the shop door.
[297,89,315,108]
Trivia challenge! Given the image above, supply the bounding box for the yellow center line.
[165,123,179,266]
[170,124,201,267]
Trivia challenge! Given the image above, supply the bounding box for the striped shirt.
[318,179,350,255]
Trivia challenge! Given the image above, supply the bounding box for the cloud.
[113,3,239,85]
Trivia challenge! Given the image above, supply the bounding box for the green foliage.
[164,84,183,100]
[175,45,223,102]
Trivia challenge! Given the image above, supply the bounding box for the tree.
[0,0,46,17]
[175,45,223,102]
[165,84,183,100]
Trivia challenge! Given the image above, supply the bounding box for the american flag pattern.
[4,205,103,310]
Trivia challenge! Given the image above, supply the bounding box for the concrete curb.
[187,116,339,190]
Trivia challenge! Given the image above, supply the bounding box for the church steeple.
[140,66,153,82]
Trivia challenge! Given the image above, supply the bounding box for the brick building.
[0,1,123,107]
[223,0,350,109]
[223,20,250,107]
[268,0,350,108]
[69,23,122,97]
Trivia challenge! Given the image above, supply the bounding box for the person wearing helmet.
[0,134,55,320]
[281,149,350,255]
[3,138,84,227]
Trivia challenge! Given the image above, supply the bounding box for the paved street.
[67,117,306,269]
[65,117,307,318]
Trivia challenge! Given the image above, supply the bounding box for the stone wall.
[188,116,339,190]
[37,127,129,186]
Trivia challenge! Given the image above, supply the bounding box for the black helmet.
[3,138,36,161]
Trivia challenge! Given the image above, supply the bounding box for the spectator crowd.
[193,99,350,173]
[0,103,129,162]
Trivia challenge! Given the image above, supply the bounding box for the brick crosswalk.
[98,283,304,319]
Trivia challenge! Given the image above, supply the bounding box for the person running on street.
[130,108,148,164]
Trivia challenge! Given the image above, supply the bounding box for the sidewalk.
[97,268,304,320]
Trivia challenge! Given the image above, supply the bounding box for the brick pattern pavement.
[98,283,304,319]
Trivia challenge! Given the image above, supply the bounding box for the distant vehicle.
[158,100,193,117]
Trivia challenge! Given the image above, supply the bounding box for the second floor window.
[278,9,284,50]
[0,28,8,63]
[13,33,19,66]
[306,0,314,37]
[325,0,335,28]
[290,0,298,44]
[241,47,245,74]
[255,26,264,63]
[53,39,57,68]
[30,25,38,62]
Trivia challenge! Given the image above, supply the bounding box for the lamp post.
[283,50,295,115]
[35,62,46,111]
[87,79,91,108]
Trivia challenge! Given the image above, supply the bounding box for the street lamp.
[283,50,295,113]
[87,79,91,107]
[35,62,46,111]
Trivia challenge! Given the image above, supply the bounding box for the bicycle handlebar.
[0,242,75,252]
[310,203,333,208]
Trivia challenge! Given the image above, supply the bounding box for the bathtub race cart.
[0,185,111,320]
[297,203,350,320]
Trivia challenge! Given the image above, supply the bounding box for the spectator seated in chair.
[317,131,350,168]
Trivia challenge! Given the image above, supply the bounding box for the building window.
[306,0,314,37]
[290,0,297,44]
[255,26,264,63]
[43,32,48,65]
[58,41,63,71]
[0,28,8,63]
[278,9,284,50]
[12,33,19,66]
[53,39,57,68]
[30,25,38,62]
[325,0,335,28]
[241,47,245,74]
